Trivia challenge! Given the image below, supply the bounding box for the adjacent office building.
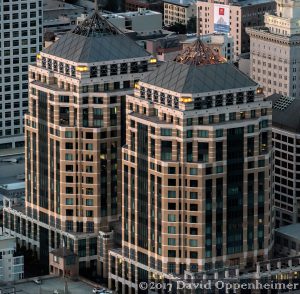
[247,0,300,97]
[108,40,272,293]
[267,94,300,227]
[0,0,43,150]
[3,11,154,276]
[197,0,276,59]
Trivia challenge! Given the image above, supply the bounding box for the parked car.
[33,278,41,285]
[93,288,105,294]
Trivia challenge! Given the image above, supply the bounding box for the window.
[161,128,172,136]
[168,226,176,234]
[190,168,198,175]
[190,192,198,199]
[65,131,73,138]
[168,238,176,246]
[216,166,224,173]
[66,198,73,205]
[216,129,223,137]
[168,191,176,198]
[65,154,73,160]
[86,188,93,195]
[229,112,236,120]
[168,214,176,222]
[86,199,93,206]
[198,130,208,138]
[248,125,255,133]
[190,239,198,247]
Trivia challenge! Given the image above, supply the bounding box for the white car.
[92,288,105,294]
[33,278,42,285]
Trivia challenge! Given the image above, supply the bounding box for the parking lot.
[12,277,95,294]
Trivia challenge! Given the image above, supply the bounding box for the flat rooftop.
[10,277,95,294]
[232,0,275,6]
[0,156,25,186]
[163,0,195,7]
[0,182,25,191]
[275,223,300,241]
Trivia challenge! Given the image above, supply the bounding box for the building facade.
[3,11,155,277]
[125,0,163,13]
[164,0,196,26]
[247,0,300,97]
[197,0,276,60]
[0,0,43,150]
[267,94,300,228]
[0,235,24,282]
[108,40,272,293]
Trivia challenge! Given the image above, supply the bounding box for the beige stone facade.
[108,54,272,293]
[3,12,154,277]
[247,0,300,97]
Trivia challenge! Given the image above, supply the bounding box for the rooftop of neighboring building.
[163,0,196,7]
[11,276,95,294]
[0,182,25,192]
[0,233,16,251]
[275,223,300,241]
[104,8,161,17]
[51,247,77,258]
[0,156,25,186]
[231,0,275,7]
[267,93,300,133]
[43,11,150,63]
[44,0,84,12]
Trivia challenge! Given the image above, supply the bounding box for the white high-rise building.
[0,0,43,150]
[247,0,300,97]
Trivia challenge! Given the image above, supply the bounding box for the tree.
[167,22,187,34]
[187,16,197,34]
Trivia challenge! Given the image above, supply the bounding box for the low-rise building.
[44,0,85,33]
[125,0,163,12]
[164,0,197,26]
[77,9,163,37]
[0,234,24,282]
[275,224,300,257]
[182,33,234,61]
[146,33,234,62]
[49,248,79,279]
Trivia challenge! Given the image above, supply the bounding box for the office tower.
[0,0,43,150]
[247,0,300,97]
[197,0,275,60]
[3,11,154,276]
[108,40,272,293]
[267,94,300,228]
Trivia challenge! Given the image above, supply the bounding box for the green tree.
[167,22,187,34]
[187,16,196,33]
